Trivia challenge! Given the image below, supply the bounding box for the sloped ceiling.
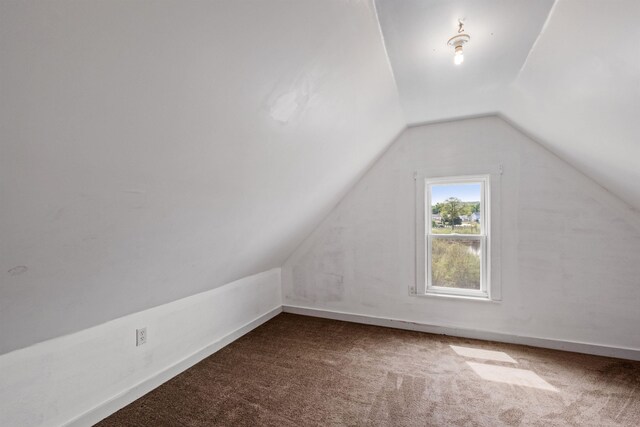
[0,0,405,354]
[505,0,640,212]
[375,0,555,123]
[377,0,640,211]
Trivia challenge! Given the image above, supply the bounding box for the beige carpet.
[97,313,640,426]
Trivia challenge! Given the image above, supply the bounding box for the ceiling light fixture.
[447,20,470,65]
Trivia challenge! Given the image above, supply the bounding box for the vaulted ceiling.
[376,0,640,211]
[375,0,555,123]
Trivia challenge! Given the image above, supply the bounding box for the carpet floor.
[97,313,640,426]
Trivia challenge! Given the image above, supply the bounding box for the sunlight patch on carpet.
[466,361,557,392]
[450,345,517,363]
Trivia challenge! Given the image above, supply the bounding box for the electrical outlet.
[136,327,147,346]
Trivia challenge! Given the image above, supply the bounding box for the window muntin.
[425,177,489,298]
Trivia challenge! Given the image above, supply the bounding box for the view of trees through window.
[429,182,482,290]
[432,239,481,289]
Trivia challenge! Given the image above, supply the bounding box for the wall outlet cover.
[136,327,147,346]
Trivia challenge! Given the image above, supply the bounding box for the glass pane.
[430,182,481,234]
[431,238,481,290]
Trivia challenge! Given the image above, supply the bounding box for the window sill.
[415,292,500,303]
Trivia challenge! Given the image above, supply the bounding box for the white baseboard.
[282,305,640,361]
[66,306,282,427]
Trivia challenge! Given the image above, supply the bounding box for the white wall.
[283,116,640,352]
[0,269,281,427]
[0,0,405,354]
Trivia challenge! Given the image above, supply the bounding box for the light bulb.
[454,45,464,65]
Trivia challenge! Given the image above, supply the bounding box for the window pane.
[431,182,481,234]
[431,238,481,290]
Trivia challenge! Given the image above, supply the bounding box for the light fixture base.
[447,33,470,48]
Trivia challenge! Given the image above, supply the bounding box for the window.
[417,175,491,299]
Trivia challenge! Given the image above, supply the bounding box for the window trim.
[414,173,499,301]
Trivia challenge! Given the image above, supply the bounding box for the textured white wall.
[0,0,405,354]
[283,117,640,351]
[0,269,281,427]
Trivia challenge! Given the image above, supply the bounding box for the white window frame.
[414,172,500,301]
